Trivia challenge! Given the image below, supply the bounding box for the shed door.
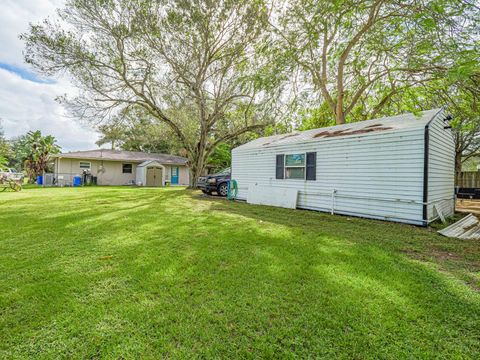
[146,167,163,187]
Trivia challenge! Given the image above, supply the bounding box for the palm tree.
[23,131,61,182]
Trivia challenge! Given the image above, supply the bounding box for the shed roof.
[236,109,443,150]
[53,149,188,165]
[137,160,165,168]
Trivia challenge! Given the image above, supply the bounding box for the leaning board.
[247,185,298,209]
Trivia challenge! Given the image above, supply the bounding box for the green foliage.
[0,122,11,170]
[96,108,183,155]
[18,130,61,181]
[207,143,232,172]
[95,123,126,150]
[120,123,178,154]
[272,0,479,123]
[0,155,7,171]
[296,104,336,131]
[0,187,479,357]
[9,135,30,171]
[384,69,480,174]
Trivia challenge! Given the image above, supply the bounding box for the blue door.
[171,166,179,185]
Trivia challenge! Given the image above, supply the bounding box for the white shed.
[136,160,166,187]
[231,109,455,226]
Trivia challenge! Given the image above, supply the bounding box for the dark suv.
[196,168,231,196]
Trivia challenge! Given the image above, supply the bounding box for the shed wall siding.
[427,116,455,221]
[232,129,426,225]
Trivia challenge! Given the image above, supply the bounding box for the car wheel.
[217,182,228,197]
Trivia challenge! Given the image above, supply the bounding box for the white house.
[51,149,189,186]
[231,109,455,226]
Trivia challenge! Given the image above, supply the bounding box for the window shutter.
[276,154,284,179]
[306,152,316,180]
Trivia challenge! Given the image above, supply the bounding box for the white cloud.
[0,0,63,65]
[0,69,99,151]
[0,0,100,151]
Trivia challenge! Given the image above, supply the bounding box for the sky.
[0,0,100,151]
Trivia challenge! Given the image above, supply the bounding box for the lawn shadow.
[1,188,479,358]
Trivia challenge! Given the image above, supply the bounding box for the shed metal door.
[146,167,162,187]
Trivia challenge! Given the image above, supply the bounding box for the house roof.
[235,109,444,150]
[53,149,188,165]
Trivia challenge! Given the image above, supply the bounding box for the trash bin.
[73,176,82,187]
[37,175,43,185]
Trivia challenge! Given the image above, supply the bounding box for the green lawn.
[1,187,479,359]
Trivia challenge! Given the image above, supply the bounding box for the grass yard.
[1,187,479,358]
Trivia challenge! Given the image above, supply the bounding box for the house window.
[285,153,305,179]
[122,163,133,174]
[79,161,91,169]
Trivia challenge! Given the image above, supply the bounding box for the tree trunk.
[455,150,462,186]
[188,141,208,188]
[189,161,202,188]
[335,110,345,125]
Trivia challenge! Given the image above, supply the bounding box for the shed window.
[79,161,91,169]
[285,154,305,179]
[122,163,133,174]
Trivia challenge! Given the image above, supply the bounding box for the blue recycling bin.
[73,176,82,187]
[37,175,43,185]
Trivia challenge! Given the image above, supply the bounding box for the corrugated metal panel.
[427,113,455,221]
[438,214,480,239]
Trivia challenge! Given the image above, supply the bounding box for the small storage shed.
[136,160,165,186]
[231,109,455,226]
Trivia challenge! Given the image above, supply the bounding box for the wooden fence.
[457,171,480,188]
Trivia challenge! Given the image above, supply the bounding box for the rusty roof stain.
[314,126,392,138]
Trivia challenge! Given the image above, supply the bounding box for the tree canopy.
[22,0,480,177]
[23,0,280,184]
[272,0,479,124]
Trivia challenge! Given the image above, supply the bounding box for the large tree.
[95,107,183,154]
[23,0,279,186]
[273,0,477,124]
